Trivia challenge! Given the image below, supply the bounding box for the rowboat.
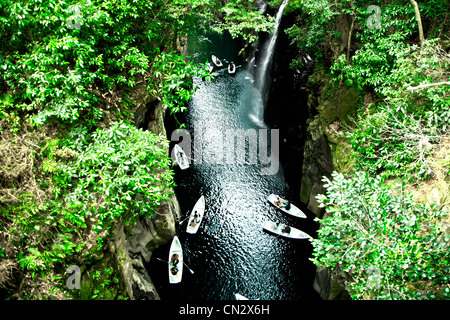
[228,62,236,75]
[207,63,214,73]
[212,55,223,67]
[168,236,183,284]
[235,293,249,300]
[267,194,306,218]
[173,144,189,170]
[263,220,311,239]
[186,196,205,234]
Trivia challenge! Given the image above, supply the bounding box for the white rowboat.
[267,194,306,218]
[207,63,214,73]
[186,196,206,234]
[212,55,223,67]
[263,220,311,239]
[168,236,183,284]
[228,62,236,75]
[235,293,249,300]
[173,144,189,170]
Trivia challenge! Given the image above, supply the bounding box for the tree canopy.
[0,0,277,300]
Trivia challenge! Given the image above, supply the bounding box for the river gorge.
[142,0,330,300]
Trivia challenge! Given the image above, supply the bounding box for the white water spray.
[249,0,289,127]
[256,0,289,94]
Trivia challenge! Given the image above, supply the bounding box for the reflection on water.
[148,32,319,300]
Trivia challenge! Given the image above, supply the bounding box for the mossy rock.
[300,176,310,205]
[314,75,359,175]
[318,84,359,130]
[80,274,93,299]
[330,139,355,174]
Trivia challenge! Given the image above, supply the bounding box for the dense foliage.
[0,0,217,130]
[285,0,449,181]
[216,0,275,43]
[312,172,450,300]
[335,39,449,180]
[283,0,450,300]
[0,0,277,300]
[58,122,175,230]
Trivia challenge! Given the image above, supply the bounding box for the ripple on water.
[149,35,319,300]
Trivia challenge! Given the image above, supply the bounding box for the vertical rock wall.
[264,10,359,300]
[111,193,180,300]
[75,97,181,300]
[83,35,187,299]
[110,33,189,300]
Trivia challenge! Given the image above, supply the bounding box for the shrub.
[347,105,443,181]
[0,0,214,128]
[57,121,175,230]
[311,171,450,300]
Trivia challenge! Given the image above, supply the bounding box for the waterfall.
[248,0,288,127]
[256,0,289,94]
[256,0,267,13]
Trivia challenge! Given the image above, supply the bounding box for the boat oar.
[156,257,195,275]
[156,257,168,263]
[183,262,195,274]
[274,233,283,240]
[178,211,191,225]
[179,216,190,226]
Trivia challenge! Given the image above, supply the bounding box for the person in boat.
[170,254,179,275]
[177,150,186,165]
[212,55,222,67]
[274,196,282,207]
[282,225,291,234]
[189,219,197,228]
[171,254,179,266]
[284,200,291,210]
[171,266,178,275]
[193,210,200,223]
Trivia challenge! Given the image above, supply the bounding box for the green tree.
[0,0,227,299]
[0,0,215,128]
[57,122,175,230]
[312,171,450,300]
[216,0,275,43]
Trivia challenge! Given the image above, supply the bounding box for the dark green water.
[149,32,320,300]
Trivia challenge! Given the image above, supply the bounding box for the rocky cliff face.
[266,7,450,300]
[74,99,181,300]
[76,33,187,298]
[300,70,359,300]
[75,94,181,300]
[264,11,310,196]
[300,69,358,219]
[111,71,182,299]
[263,10,335,219]
[264,11,358,300]
[107,35,189,300]
[111,193,180,300]
[299,116,334,218]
